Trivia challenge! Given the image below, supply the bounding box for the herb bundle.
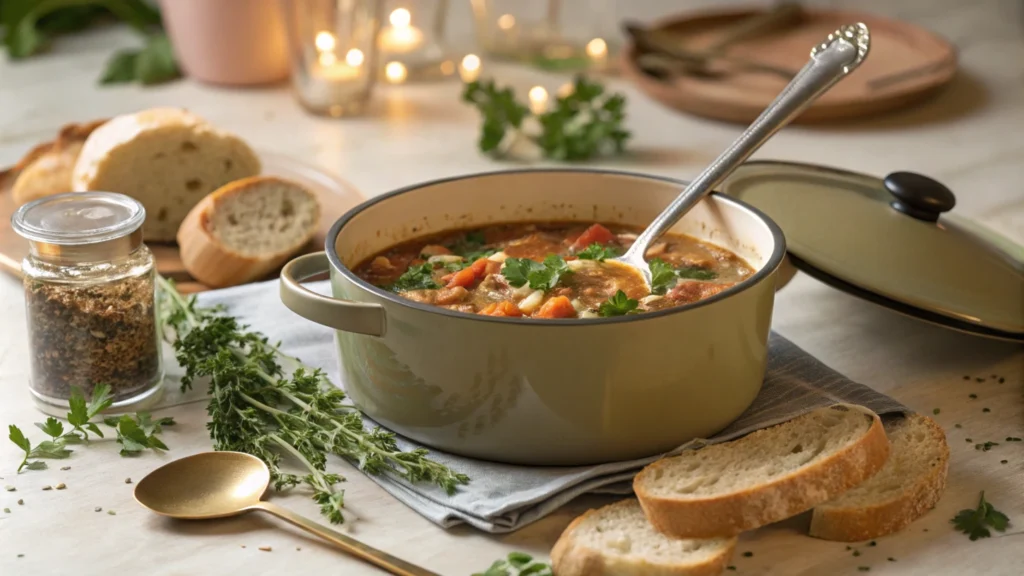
[0,0,179,85]
[462,75,630,161]
[156,276,469,524]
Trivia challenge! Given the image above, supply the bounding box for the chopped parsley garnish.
[390,263,440,292]
[648,258,718,294]
[448,230,497,263]
[952,491,1009,540]
[649,258,678,295]
[502,255,572,291]
[676,266,718,280]
[598,290,638,317]
[576,242,620,261]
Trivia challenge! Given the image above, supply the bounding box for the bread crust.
[635,404,891,539]
[808,414,949,541]
[177,176,319,288]
[7,119,107,204]
[551,500,736,576]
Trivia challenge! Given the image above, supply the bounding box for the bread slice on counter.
[177,176,320,288]
[71,107,261,242]
[809,414,949,541]
[10,119,106,206]
[634,404,891,539]
[551,499,737,576]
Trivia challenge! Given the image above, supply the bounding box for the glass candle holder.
[378,0,458,83]
[281,0,384,117]
[470,0,619,72]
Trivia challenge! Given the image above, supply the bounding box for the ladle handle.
[625,23,871,261]
[253,501,440,576]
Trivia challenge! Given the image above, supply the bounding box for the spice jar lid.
[11,192,145,262]
[720,161,1024,341]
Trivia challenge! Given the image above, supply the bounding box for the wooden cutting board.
[0,151,364,293]
[620,7,958,124]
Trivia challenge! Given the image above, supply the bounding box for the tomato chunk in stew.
[353,222,755,319]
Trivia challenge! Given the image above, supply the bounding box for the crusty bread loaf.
[177,176,320,288]
[634,404,890,539]
[551,499,736,576]
[809,414,949,541]
[10,119,105,206]
[71,108,261,242]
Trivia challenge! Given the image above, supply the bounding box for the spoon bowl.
[133,451,437,576]
[135,451,269,519]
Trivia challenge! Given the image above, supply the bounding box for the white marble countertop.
[0,1,1021,575]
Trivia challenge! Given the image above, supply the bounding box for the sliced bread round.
[551,499,737,576]
[71,107,261,242]
[177,176,321,288]
[11,119,106,206]
[634,404,891,539]
[809,414,949,541]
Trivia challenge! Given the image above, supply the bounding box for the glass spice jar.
[12,192,164,415]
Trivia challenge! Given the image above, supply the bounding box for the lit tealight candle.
[385,61,408,83]
[315,31,336,52]
[459,54,481,82]
[379,8,424,54]
[528,86,548,115]
[586,38,608,62]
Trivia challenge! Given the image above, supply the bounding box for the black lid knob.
[884,171,956,222]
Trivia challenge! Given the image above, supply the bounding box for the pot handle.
[280,252,386,337]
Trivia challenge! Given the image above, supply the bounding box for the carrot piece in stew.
[446,267,478,288]
[535,296,577,318]
[470,257,490,277]
[480,301,523,317]
[571,224,615,251]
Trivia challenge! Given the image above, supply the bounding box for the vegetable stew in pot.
[354,222,755,319]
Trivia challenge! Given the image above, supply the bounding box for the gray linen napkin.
[191,279,908,534]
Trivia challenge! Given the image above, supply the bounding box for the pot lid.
[720,161,1024,341]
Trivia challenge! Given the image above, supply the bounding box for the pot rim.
[325,167,787,326]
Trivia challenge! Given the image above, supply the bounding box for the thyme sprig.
[156,276,469,524]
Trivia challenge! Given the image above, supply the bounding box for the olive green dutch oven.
[280,169,786,466]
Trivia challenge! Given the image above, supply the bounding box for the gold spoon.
[134,451,438,576]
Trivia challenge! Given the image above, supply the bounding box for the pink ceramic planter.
[159,0,290,86]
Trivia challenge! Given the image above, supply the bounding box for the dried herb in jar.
[25,273,160,401]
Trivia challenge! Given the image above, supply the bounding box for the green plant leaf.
[35,417,64,439]
[133,32,179,85]
[100,49,139,84]
[8,424,30,453]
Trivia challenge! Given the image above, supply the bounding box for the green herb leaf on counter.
[474,552,553,576]
[8,425,38,472]
[502,255,572,291]
[35,417,63,439]
[157,276,469,525]
[389,262,441,292]
[102,32,180,85]
[1,0,175,85]
[68,384,112,439]
[599,289,639,317]
[952,491,1010,540]
[576,242,620,262]
[462,74,630,162]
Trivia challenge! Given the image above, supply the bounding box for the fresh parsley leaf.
[463,75,629,161]
[67,389,89,428]
[502,256,572,291]
[115,415,151,456]
[598,290,639,317]
[9,424,31,453]
[389,263,440,292]
[473,552,553,576]
[29,440,71,459]
[952,491,1011,540]
[24,461,48,471]
[576,242,619,261]
[36,417,64,439]
[86,384,114,419]
[677,266,718,280]
[649,258,678,295]
[501,258,542,288]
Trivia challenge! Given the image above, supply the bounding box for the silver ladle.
[612,23,871,290]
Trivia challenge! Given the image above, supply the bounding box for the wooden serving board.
[620,7,958,124]
[0,151,364,293]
